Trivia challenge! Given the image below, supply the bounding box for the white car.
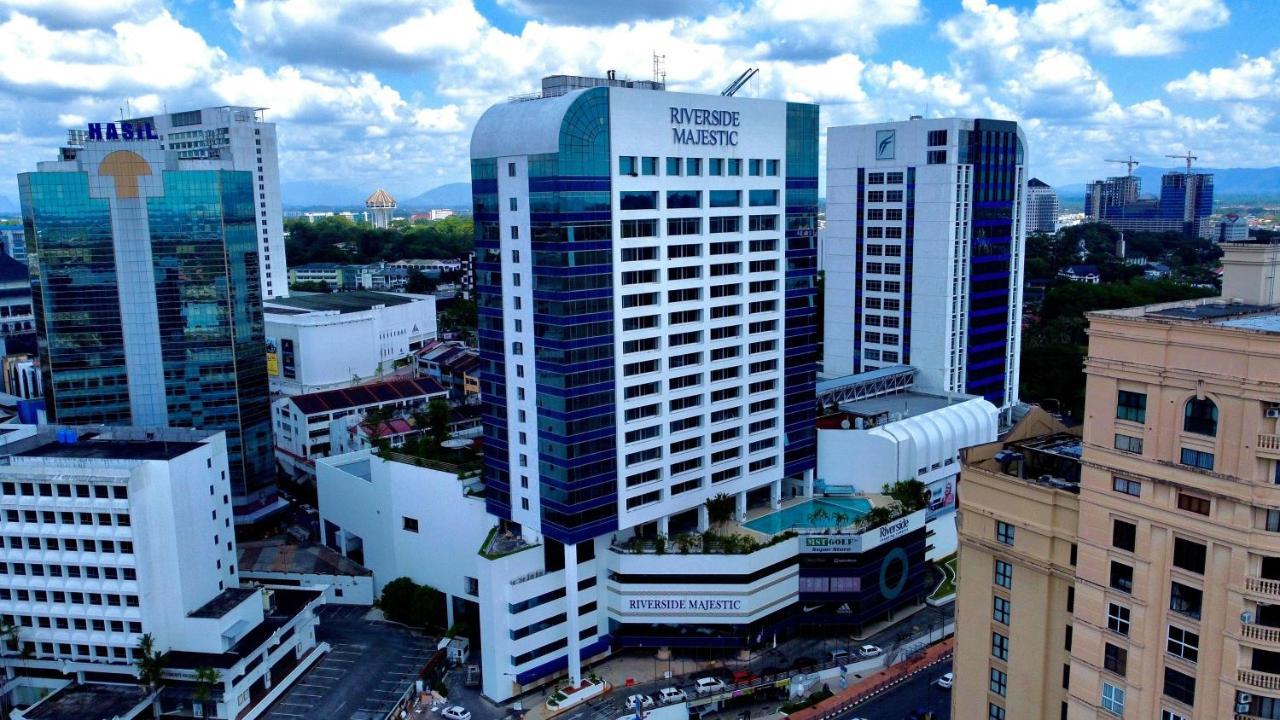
[935,672,954,689]
[857,644,883,658]
[658,687,687,704]
[694,677,726,695]
[627,694,655,710]
[442,707,471,720]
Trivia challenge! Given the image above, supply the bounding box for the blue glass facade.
[783,103,819,479]
[19,166,276,510]
[963,120,1021,407]
[478,88,618,545]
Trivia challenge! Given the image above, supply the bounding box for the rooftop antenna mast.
[1105,155,1140,177]
[652,52,666,86]
[1166,150,1198,175]
[721,68,758,97]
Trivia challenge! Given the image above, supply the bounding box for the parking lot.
[263,605,436,720]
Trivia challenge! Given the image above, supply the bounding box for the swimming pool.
[742,497,873,535]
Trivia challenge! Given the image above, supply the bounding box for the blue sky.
[1,0,1279,204]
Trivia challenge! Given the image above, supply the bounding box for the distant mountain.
[1057,166,1280,201]
[402,183,471,210]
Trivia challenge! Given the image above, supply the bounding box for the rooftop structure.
[367,188,396,229]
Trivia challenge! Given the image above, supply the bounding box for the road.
[838,659,951,720]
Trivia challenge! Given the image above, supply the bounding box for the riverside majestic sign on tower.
[670,107,740,146]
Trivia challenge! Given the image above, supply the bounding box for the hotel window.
[995,520,1015,545]
[1179,448,1214,471]
[1166,625,1199,663]
[988,668,1008,698]
[1169,581,1202,619]
[710,216,742,233]
[509,197,518,211]
[991,632,1008,661]
[686,158,702,176]
[885,208,904,220]
[728,159,742,176]
[667,217,701,236]
[927,129,947,146]
[993,596,1010,625]
[619,156,637,175]
[866,226,884,238]
[709,158,724,175]
[885,171,903,184]
[994,559,1012,589]
[1112,476,1141,497]
[1109,561,1133,593]
[710,190,742,208]
[508,162,517,176]
[1161,711,1189,720]
[1176,492,1210,516]
[749,190,778,207]
[1114,434,1143,454]
[1116,390,1147,422]
[622,247,658,263]
[1183,397,1217,436]
[1101,683,1125,716]
[641,156,658,175]
[766,159,779,176]
[886,190,904,202]
[621,191,658,210]
[1163,667,1195,706]
[749,159,762,176]
[402,517,419,533]
[1103,643,1127,677]
[1171,538,1206,574]
[666,157,682,176]
[622,219,658,237]
[666,190,701,209]
[1112,519,1136,552]
[510,225,519,239]
[1107,603,1131,636]
[988,705,1005,720]
[1268,509,1280,532]
[927,150,947,164]
[867,172,884,184]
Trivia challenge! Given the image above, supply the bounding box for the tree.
[193,666,221,717]
[406,268,435,294]
[862,505,895,529]
[832,511,850,530]
[377,577,418,625]
[883,479,929,512]
[704,493,736,532]
[428,397,451,448]
[135,633,169,717]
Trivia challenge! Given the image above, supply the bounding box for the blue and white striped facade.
[471,78,817,691]
[825,118,1026,418]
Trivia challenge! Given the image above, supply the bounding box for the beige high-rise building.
[954,408,1082,720]
[954,239,1280,720]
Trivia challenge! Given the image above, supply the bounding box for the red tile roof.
[289,378,446,416]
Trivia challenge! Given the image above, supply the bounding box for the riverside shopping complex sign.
[799,509,925,555]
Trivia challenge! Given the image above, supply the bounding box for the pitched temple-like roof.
[287,377,446,416]
[366,188,396,208]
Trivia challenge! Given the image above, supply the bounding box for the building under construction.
[1084,155,1213,237]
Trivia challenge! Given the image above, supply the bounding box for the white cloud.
[0,10,226,95]
[0,0,163,29]
[1165,51,1279,101]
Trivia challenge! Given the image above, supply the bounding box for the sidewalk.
[786,639,954,720]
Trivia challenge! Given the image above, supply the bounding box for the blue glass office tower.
[18,139,278,521]
[1085,171,1213,237]
[472,75,818,687]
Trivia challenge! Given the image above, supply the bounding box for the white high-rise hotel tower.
[472,75,818,688]
[825,118,1027,418]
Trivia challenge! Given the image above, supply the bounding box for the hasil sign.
[87,122,159,141]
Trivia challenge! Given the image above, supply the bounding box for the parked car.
[658,687,687,704]
[442,707,472,720]
[627,694,655,710]
[857,644,883,658]
[731,670,758,684]
[830,649,850,664]
[694,677,727,695]
[934,672,954,689]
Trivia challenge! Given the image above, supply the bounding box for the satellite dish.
[840,418,851,429]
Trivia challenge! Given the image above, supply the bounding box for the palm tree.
[863,505,895,529]
[135,633,169,717]
[832,511,850,531]
[704,493,736,532]
[807,507,829,528]
[193,666,221,718]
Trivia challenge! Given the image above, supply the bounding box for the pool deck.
[735,493,891,540]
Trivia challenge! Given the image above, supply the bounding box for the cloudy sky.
[2,0,1278,204]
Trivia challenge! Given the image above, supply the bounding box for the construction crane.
[1166,151,1198,174]
[1105,155,1141,177]
[721,68,758,97]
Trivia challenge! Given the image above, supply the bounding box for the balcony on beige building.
[1238,667,1280,691]
[1242,623,1280,646]
[1246,575,1280,600]
[1260,434,1280,459]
